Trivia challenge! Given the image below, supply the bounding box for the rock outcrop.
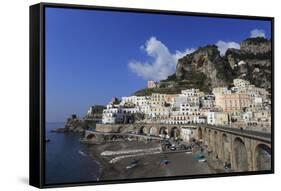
[134,37,272,95]
[225,37,271,90]
[240,37,271,55]
[175,45,233,92]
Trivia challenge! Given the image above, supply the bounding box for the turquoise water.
[45,122,100,185]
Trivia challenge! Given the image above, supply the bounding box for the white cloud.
[128,37,195,81]
[216,40,240,56]
[250,29,266,38]
[173,48,196,61]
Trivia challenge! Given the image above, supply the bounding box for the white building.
[196,116,207,124]
[207,112,229,126]
[173,95,188,108]
[181,128,195,143]
[150,93,166,106]
[121,96,150,106]
[242,111,253,121]
[233,79,250,89]
[200,95,215,109]
[182,88,203,96]
[140,104,151,115]
[148,106,170,120]
[121,96,137,105]
[179,103,200,116]
[135,96,150,106]
[102,106,124,124]
[122,107,140,114]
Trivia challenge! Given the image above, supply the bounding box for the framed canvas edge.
[29,2,275,189]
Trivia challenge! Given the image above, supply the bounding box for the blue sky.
[45,7,271,122]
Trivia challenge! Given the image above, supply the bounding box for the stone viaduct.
[85,123,272,172]
[197,125,271,172]
[94,123,194,138]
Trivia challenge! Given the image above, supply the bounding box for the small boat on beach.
[198,159,207,162]
[126,159,139,169]
[126,163,137,169]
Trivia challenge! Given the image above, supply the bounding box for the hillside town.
[99,78,271,133]
[59,37,272,176]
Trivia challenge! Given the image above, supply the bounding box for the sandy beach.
[87,140,217,181]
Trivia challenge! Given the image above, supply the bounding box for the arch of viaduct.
[95,123,196,138]
[197,126,271,172]
[88,123,271,172]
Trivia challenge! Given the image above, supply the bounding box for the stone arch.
[117,126,126,133]
[138,126,149,135]
[233,137,248,171]
[126,125,138,133]
[149,126,158,136]
[170,127,180,139]
[198,127,203,140]
[254,143,271,171]
[132,126,139,134]
[159,126,168,138]
[86,134,96,140]
[110,135,118,140]
[221,133,231,163]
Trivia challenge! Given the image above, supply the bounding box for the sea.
[45,122,100,185]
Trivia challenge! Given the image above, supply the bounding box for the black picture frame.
[30,2,274,188]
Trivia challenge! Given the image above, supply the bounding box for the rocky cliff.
[225,37,271,91]
[135,37,272,95]
[175,45,233,92]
